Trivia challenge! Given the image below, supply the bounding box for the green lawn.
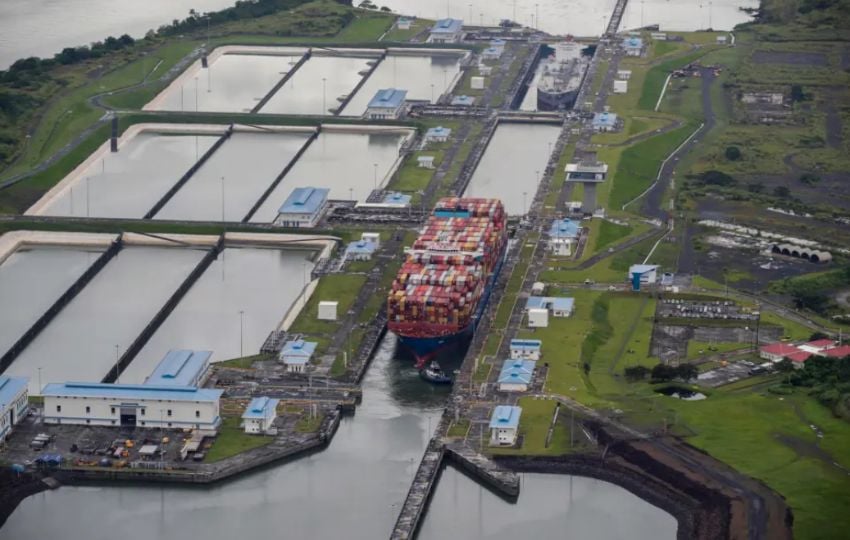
[491,398,570,455]
[686,340,750,360]
[388,150,442,195]
[447,419,470,438]
[336,11,394,41]
[205,417,274,462]
[289,274,367,335]
[595,220,632,252]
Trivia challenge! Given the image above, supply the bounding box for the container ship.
[536,41,591,111]
[388,198,508,368]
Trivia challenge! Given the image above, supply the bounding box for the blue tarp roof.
[279,187,329,215]
[425,126,452,138]
[281,339,317,363]
[0,375,28,409]
[242,397,280,420]
[629,264,659,275]
[489,405,522,429]
[431,18,463,34]
[368,88,408,109]
[41,382,222,402]
[451,95,475,106]
[549,219,580,239]
[510,339,542,350]
[498,360,536,385]
[624,37,643,48]
[382,192,412,206]
[525,296,575,313]
[592,112,618,127]
[145,349,211,387]
[346,240,378,256]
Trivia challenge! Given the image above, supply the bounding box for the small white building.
[417,155,436,169]
[482,47,502,60]
[275,186,330,228]
[41,383,223,430]
[526,296,575,318]
[318,301,338,321]
[716,35,728,45]
[428,18,464,44]
[471,76,485,90]
[617,69,632,80]
[629,264,659,291]
[451,95,476,107]
[344,239,377,261]
[280,339,317,373]
[613,79,628,94]
[498,360,536,392]
[623,37,644,57]
[425,126,452,143]
[489,405,522,446]
[592,111,618,132]
[241,397,279,434]
[548,219,581,257]
[650,32,668,41]
[530,282,545,296]
[0,376,29,444]
[361,232,381,247]
[397,17,412,30]
[527,307,549,328]
[365,88,408,120]
[510,339,542,361]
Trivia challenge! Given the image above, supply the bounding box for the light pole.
[430,83,435,103]
[114,344,121,384]
[37,367,42,394]
[468,3,472,24]
[239,310,244,358]
[221,176,225,223]
[709,1,713,29]
[194,76,199,111]
[85,176,91,217]
[535,3,539,27]
[349,187,354,201]
[322,77,327,115]
[442,68,447,91]
[523,191,528,215]
[373,162,378,190]
[480,12,483,27]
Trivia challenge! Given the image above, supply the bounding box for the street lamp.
[221,176,226,223]
[85,176,91,217]
[322,77,327,115]
[194,76,199,112]
[523,191,528,215]
[239,310,244,358]
[37,367,42,394]
[373,162,379,190]
[114,344,121,383]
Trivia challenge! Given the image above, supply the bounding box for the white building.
[471,76,485,89]
[280,339,317,373]
[365,88,408,120]
[548,219,581,257]
[41,382,223,430]
[613,79,628,94]
[144,349,211,388]
[489,405,522,446]
[510,339,542,361]
[717,35,728,44]
[623,37,644,56]
[650,32,668,41]
[425,126,452,143]
[629,264,659,289]
[617,69,632,80]
[528,307,549,328]
[530,282,545,295]
[397,17,412,30]
[241,397,279,434]
[318,301,338,321]
[428,18,464,44]
[417,155,436,169]
[275,186,329,228]
[498,360,536,392]
[0,376,29,444]
[361,232,381,247]
[526,296,575,318]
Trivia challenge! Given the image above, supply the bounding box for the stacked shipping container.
[388,198,507,338]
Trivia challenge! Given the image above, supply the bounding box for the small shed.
[613,80,628,94]
[471,76,485,90]
[417,155,436,169]
[425,126,452,143]
[716,35,728,44]
[482,47,502,60]
[629,264,659,291]
[280,339,317,373]
[531,282,545,295]
[489,405,522,446]
[318,301,338,321]
[528,308,549,328]
[241,397,280,434]
[361,232,380,247]
[616,69,632,80]
[397,17,412,30]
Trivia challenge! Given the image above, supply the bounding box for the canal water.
[148,53,303,113]
[0,0,236,69]
[260,55,374,116]
[379,0,756,34]
[154,132,312,222]
[39,133,218,219]
[418,469,678,539]
[122,247,316,383]
[0,247,103,360]
[2,333,447,540]
[250,130,409,222]
[464,123,561,215]
[4,247,205,394]
[341,54,464,116]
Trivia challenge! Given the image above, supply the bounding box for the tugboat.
[419,361,453,385]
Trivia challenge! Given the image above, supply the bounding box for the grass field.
[289,274,367,335]
[491,398,570,455]
[686,340,750,359]
[205,417,273,462]
[594,220,632,252]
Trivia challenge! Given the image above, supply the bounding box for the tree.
[675,364,699,382]
[790,84,806,102]
[747,182,765,193]
[809,331,830,342]
[799,173,820,185]
[699,170,736,187]
[725,146,741,161]
[773,185,791,198]
[624,365,651,382]
[651,363,678,382]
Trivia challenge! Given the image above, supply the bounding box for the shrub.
[725,146,742,161]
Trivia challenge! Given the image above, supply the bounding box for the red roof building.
[802,339,836,351]
[820,345,850,359]
[787,351,812,365]
[760,342,804,362]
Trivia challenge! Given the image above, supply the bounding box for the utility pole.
[239,310,244,357]
[114,345,121,383]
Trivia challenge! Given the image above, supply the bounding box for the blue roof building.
[280,339,317,373]
[366,89,408,119]
[510,339,542,360]
[525,296,575,316]
[425,126,452,141]
[241,396,280,434]
[498,359,536,390]
[429,18,464,43]
[0,375,29,443]
[345,239,378,261]
[382,191,411,207]
[482,47,502,59]
[145,349,211,387]
[592,112,618,131]
[489,405,522,445]
[549,219,581,239]
[41,382,223,402]
[451,95,476,106]
[276,186,330,228]
[629,264,659,291]
[624,37,644,56]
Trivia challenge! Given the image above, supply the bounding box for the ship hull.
[537,87,579,111]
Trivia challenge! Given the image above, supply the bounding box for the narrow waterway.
[1,333,446,540]
[250,130,409,222]
[4,247,205,394]
[464,123,561,215]
[260,55,373,116]
[419,469,678,539]
[39,133,218,219]
[0,247,103,359]
[122,247,316,383]
[154,132,312,222]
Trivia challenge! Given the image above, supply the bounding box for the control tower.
[565,161,608,214]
